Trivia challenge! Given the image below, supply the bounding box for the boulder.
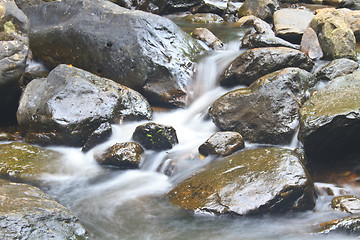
[300,27,324,60]
[331,195,360,214]
[315,58,358,81]
[238,0,279,22]
[191,28,224,50]
[82,122,113,152]
[0,142,61,183]
[95,142,144,169]
[309,9,357,60]
[339,8,360,40]
[219,47,314,87]
[136,0,202,15]
[17,64,152,147]
[299,70,360,163]
[198,131,244,156]
[0,0,29,125]
[132,122,178,150]
[241,32,300,50]
[21,0,203,107]
[318,216,360,235]
[168,147,316,215]
[273,8,314,44]
[0,179,89,239]
[210,68,315,145]
[190,0,228,17]
[184,13,224,23]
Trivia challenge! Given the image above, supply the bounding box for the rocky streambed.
[1,0,360,239]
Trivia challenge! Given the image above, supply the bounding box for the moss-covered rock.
[0,142,61,182]
[168,147,316,215]
[0,179,89,239]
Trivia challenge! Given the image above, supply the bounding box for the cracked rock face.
[167,147,316,215]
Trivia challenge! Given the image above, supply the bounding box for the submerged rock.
[0,142,61,183]
[0,0,29,125]
[332,195,360,214]
[96,142,144,169]
[22,0,203,107]
[238,0,279,22]
[132,122,178,151]
[299,70,360,163]
[219,47,314,87]
[17,64,152,147]
[273,8,314,44]
[315,58,359,82]
[211,67,314,145]
[0,179,89,239]
[198,131,244,156]
[184,13,224,23]
[168,147,316,215]
[310,9,357,60]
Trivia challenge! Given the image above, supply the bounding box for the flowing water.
[30,22,360,240]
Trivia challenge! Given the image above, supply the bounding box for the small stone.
[198,131,244,156]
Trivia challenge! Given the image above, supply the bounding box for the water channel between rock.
[33,20,360,240]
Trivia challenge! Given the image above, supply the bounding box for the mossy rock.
[0,142,61,182]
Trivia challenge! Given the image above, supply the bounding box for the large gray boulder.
[168,147,316,215]
[299,70,360,163]
[0,179,89,239]
[219,47,314,87]
[309,9,357,61]
[20,0,203,107]
[17,64,152,147]
[210,67,315,145]
[0,0,29,125]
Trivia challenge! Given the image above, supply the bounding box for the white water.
[39,43,360,240]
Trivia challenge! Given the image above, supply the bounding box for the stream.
[35,19,360,240]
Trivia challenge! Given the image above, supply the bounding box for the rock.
[96,142,144,169]
[332,195,360,214]
[233,15,274,35]
[198,131,244,156]
[184,13,224,23]
[191,28,224,50]
[108,0,133,9]
[339,8,360,40]
[21,0,203,107]
[309,9,357,60]
[241,33,300,50]
[273,8,314,44]
[0,142,61,183]
[0,0,29,125]
[136,0,202,15]
[300,27,324,60]
[17,64,152,147]
[82,122,113,152]
[315,58,358,81]
[190,0,228,17]
[222,2,240,22]
[318,215,360,235]
[238,0,279,22]
[219,47,314,87]
[168,147,316,215]
[211,67,315,145]
[299,70,360,163]
[132,122,178,150]
[0,179,89,239]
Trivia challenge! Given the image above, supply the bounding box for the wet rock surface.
[310,8,357,60]
[168,147,316,215]
[82,122,113,152]
[219,47,314,87]
[211,67,315,145]
[238,0,279,22]
[0,142,61,183]
[0,179,89,239]
[198,131,244,156]
[0,0,29,125]
[132,122,178,150]
[21,0,203,107]
[96,142,144,169]
[315,58,359,81]
[299,70,360,163]
[17,64,152,147]
[318,215,360,235]
[331,195,360,214]
[136,0,202,15]
[191,27,224,50]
